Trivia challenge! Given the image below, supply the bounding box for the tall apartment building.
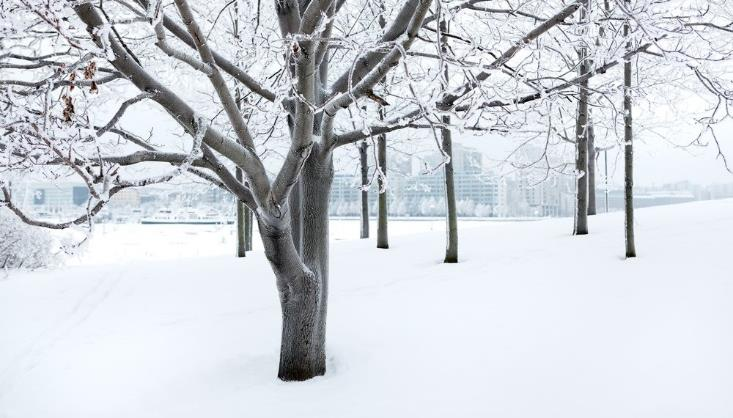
[330,144,508,217]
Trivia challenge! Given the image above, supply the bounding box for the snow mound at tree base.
[1,199,732,418]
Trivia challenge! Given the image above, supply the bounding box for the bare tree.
[233,0,253,256]
[624,0,636,258]
[0,0,642,380]
[574,0,591,235]
[0,0,437,381]
[439,15,457,263]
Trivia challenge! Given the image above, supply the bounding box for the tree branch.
[437,1,582,110]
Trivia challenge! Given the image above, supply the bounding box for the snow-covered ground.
[1,200,732,418]
[61,218,500,266]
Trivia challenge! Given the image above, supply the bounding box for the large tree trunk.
[587,121,597,216]
[574,0,590,236]
[261,155,331,381]
[260,146,332,381]
[624,8,636,258]
[359,140,369,239]
[377,110,389,249]
[301,145,332,372]
[259,216,325,381]
[441,115,458,263]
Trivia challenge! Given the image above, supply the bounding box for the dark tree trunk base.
[274,269,327,382]
[278,367,326,382]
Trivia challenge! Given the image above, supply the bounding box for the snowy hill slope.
[1,200,732,418]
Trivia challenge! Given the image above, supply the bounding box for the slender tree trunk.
[574,101,589,235]
[233,0,250,257]
[377,108,389,249]
[587,121,597,215]
[589,0,609,217]
[245,208,253,251]
[236,167,247,257]
[359,141,370,239]
[604,149,609,213]
[441,115,458,263]
[624,9,636,258]
[440,17,457,263]
[574,0,590,235]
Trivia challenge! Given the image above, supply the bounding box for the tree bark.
[377,108,389,249]
[587,121,597,216]
[236,167,247,257]
[359,141,370,239]
[440,17,457,263]
[624,8,636,258]
[245,206,253,251]
[260,148,332,381]
[442,120,458,262]
[259,216,324,381]
[301,145,332,371]
[289,179,303,255]
[574,0,590,236]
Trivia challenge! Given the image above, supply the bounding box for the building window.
[33,189,45,205]
[73,186,89,206]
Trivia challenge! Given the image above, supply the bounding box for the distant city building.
[12,182,89,215]
[8,150,733,222]
[330,144,508,217]
[416,144,484,175]
[109,188,141,208]
[508,175,576,217]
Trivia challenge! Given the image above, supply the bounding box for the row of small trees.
[1,0,731,380]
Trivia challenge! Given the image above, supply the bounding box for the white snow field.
[1,200,732,418]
